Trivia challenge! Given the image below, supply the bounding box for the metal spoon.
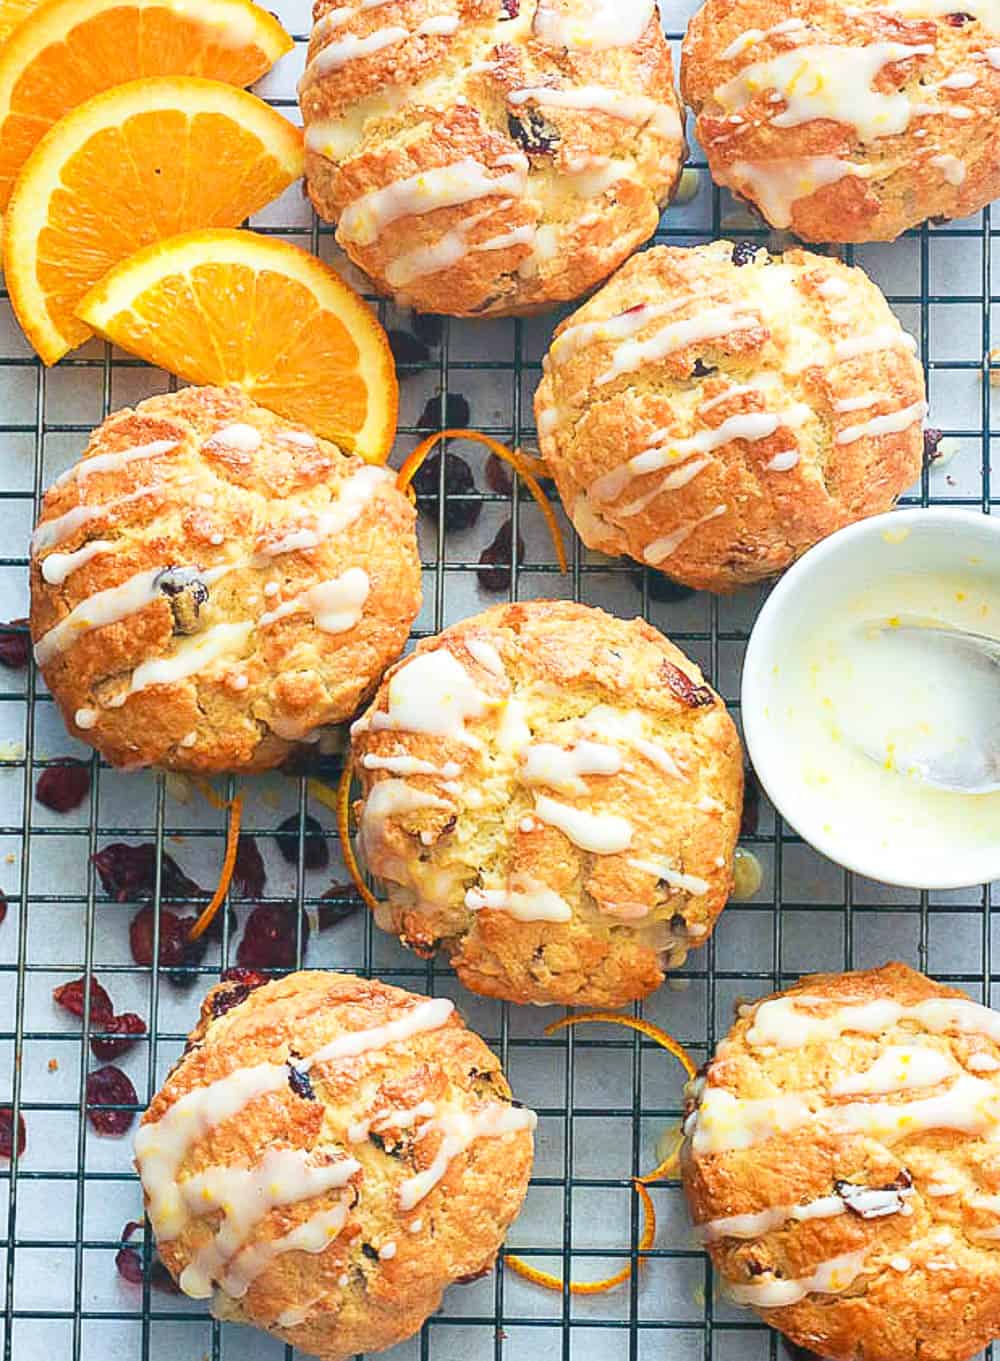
[858,624,1000,794]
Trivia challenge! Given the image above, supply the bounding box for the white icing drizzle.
[766,449,800,472]
[339,156,529,247]
[124,623,253,700]
[40,539,115,585]
[968,1052,1000,1072]
[75,707,98,730]
[177,1150,360,1298]
[259,465,390,556]
[930,152,967,185]
[699,383,760,413]
[398,1104,537,1210]
[31,483,166,553]
[597,311,761,386]
[747,993,1000,1049]
[533,794,633,853]
[388,212,535,288]
[644,506,727,566]
[52,438,178,487]
[628,856,710,895]
[701,1193,845,1241]
[34,566,163,666]
[519,739,622,795]
[361,649,496,746]
[465,637,506,677]
[359,779,455,858]
[205,423,262,453]
[581,705,685,778]
[466,878,573,922]
[830,1045,956,1095]
[719,17,810,61]
[834,328,919,362]
[361,753,461,778]
[590,408,810,506]
[833,391,888,412]
[259,568,370,635]
[726,1249,868,1308]
[836,400,928,445]
[508,85,680,139]
[308,25,410,78]
[533,0,654,50]
[728,157,871,229]
[217,1200,351,1300]
[549,299,690,367]
[716,43,935,141]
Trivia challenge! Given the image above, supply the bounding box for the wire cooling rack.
[0,1,998,1359]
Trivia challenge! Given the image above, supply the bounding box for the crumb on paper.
[990,346,1000,384]
[47,1058,58,1073]
[0,741,24,762]
[5,854,14,866]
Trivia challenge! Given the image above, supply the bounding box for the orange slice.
[77,228,400,463]
[0,0,41,46]
[0,0,291,211]
[4,76,304,364]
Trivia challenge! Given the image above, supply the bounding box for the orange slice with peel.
[4,76,303,364]
[0,0,291,211]
[77,228,399,463]
[0,0,40,46]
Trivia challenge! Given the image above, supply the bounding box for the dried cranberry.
[233,835,266,899]
[485,452,514,496]
[93,843,207,903]
[741,765,761,837]
[237,904,309,971]
[923,427,944,467]
[116,1221,180,1293]
[508,109,560,155]
[411,451,481,532]
[275,813,329,870]
[946,10,975,22]
[0,1107,25,1158]
[115,1246,144,1286]
[91,1012,146,1061]
[660,659,715,709]
[36,762,91,813]
[499,0,519,15]
[417,392,471,431]
[691,359,717,379]
[85,1065,137,1136]
[129,904,207,984]
[0,622,29,670]
[287,1061,316,1100]
[387,330,431,367]
[478,519,524,594]
[210,968,269,1017]
[318,883,362,930]
[53,976,114,1024]
[0,890,7,926]
[731,240,767,267]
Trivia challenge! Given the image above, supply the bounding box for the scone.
[682,962,1000,1361]
[534,241,925,592]
[298,0,684,316]
[135,970,535,1361]
[350,599,743,1007]
[681,1,1000,242]
[30,386,421,772]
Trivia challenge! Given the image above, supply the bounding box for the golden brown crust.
[299,0,684,316]
[682,963,1000,1361]
[29,386,421,772]
[140,971,534,1361]
[534,241,925,593]
[681,0,1000,242]
[350,599,743,1007]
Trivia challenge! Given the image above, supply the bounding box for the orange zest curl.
[335,763,382,914]
[188,796,243,943]
[506,1181,656,1295]
[544,1011,698,1080]
[396,430,568,575]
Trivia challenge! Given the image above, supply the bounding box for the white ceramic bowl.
[741,507,1000,890]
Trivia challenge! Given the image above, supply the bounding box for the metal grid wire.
[0,1,997,1358]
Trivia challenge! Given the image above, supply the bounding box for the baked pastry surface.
[136,970,535,1361]
[350,599,743,1007]
[534,241,926,592]
[682,961,1000,1361]
[30,386,421,772]
[299,0,684,316]
[681,0,1000,242]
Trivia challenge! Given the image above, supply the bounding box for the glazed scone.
[298,0,684,317]
[29,387,421,773]
[534,241,926,592]
[135,971,535,1361]
[350,600,743,1007]
[681,0,1000,242]
[682,962,1000,1361]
